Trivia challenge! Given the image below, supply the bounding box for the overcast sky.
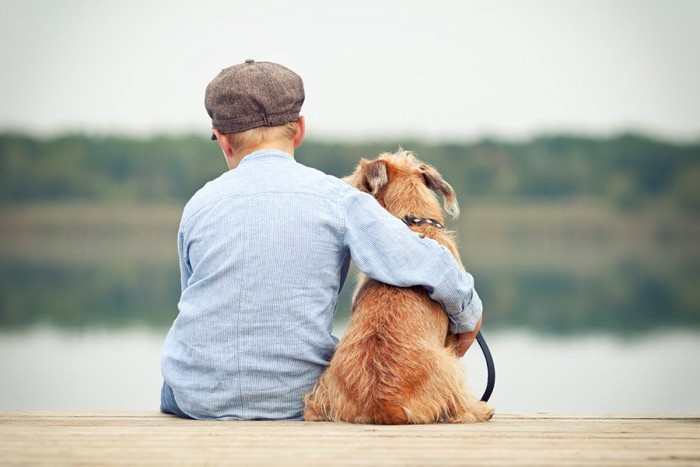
[2,0,699,140]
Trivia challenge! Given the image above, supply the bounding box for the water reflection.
[1,239,697,334]
[0,260,180,328]
[477,259,700,334]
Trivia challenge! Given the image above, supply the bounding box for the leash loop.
[476,331,495,402]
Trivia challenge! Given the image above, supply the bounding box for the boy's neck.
[230,139,294,168]
[241,140,294,158]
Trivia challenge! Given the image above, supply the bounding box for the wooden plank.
[1,412,698,466]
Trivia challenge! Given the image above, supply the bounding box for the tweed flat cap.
[205,59,305,135]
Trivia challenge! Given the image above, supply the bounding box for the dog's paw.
[474,401,495,421]
[451,401,494,423]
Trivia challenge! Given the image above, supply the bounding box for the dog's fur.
[303,150,494,424]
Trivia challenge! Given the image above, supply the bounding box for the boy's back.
[162,149,352,420]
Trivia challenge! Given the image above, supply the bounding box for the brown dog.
[303,150,494,424]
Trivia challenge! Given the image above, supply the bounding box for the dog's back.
[309,280,451,423]
[303,150,494,424]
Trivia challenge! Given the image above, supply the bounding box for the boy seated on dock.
[160,59,483,420]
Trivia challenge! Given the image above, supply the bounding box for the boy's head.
[205,59,304,141]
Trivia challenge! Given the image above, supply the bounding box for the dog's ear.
[359,159,389,198]
[419,164,460,219]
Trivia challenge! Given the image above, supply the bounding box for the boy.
[160,60,483,420]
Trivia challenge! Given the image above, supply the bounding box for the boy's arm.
[342,189,483,334]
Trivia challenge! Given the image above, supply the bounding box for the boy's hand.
[455,317,482,357]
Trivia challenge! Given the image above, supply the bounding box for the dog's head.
[343,149,459,221]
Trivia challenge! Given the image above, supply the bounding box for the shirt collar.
[238,149,294,166]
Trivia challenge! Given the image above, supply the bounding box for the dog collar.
[402,215,445,229]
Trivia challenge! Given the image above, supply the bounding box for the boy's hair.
[228,121,298,150]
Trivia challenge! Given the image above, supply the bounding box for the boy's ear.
[419,164,460,218]
[293,116,305,148]
[213,129,234,157]
[360,159,389,197]
[213,130,240,169]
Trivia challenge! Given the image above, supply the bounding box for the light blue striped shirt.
[160,149,482,420]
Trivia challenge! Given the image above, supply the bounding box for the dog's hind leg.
[302,399,325,421]
[303,382,333,421]
[303,376,365,422]
[302,394,324,421]
[431,350,495,423]
[445,372,495,423]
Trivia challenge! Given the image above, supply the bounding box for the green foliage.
[0,132,698,211]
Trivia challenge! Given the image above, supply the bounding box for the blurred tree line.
[1,132,698,211]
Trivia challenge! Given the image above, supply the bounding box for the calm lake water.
[1,327,698,414]
[0,203,698,415]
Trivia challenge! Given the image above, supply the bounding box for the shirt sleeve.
[341,188,483,334]
[177,224,193,293]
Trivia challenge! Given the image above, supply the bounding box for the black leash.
[401,215,495,402]
[476,331,495,402]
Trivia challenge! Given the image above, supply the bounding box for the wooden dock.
[1,412,698,466]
